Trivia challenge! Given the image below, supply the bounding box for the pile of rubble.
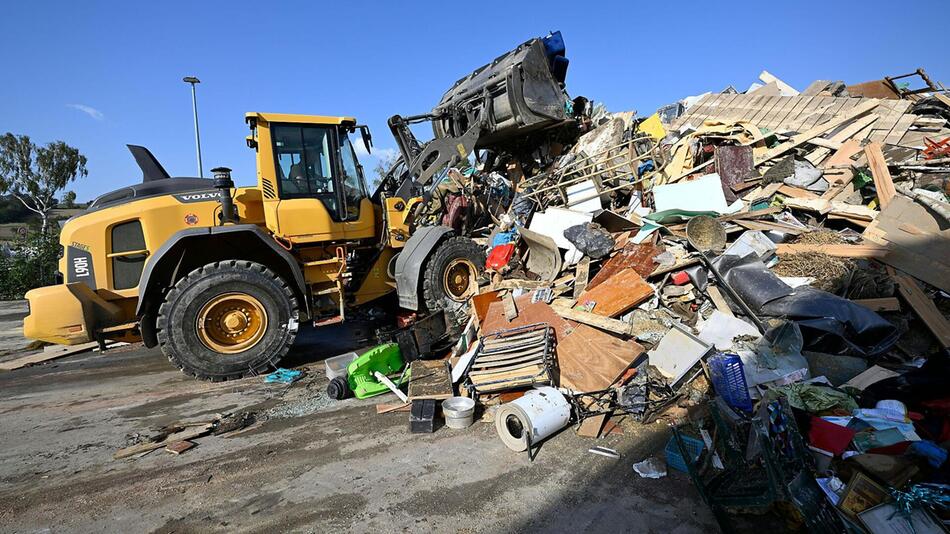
[334,67,950,531]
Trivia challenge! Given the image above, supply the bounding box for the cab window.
[339,133,368,219]
[272,124,339,218]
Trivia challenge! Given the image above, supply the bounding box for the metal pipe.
[183,76,203,177]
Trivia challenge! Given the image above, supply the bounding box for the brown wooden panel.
[575,268,654,317]
[555,324,644,392]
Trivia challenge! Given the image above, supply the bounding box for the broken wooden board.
[550,300,634,337]
[587,242,661,291]
[754,100,880,165]
[775,243,889,259]
[555,323,644,393]
[376,403,412,414]
[862,195,950,293]
[782,197,878,221]
[865,142,896,209]
[164,440,196,455]
[114,423,214,459]
[502,292,518,321]
[893,273,950,348]
[575,268,654,318]
[853,297,900,312]
[573,257,590,299]
[706,286,735,317]
[479,296,576,341]
[576,414,607,438]
[407,360,453,401]
[0,341,104,371]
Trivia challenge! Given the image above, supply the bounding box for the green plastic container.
[346,343,406,399]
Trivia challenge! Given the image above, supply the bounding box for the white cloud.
[373,147,399,162]
[67,104,104,121]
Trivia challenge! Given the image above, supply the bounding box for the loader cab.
[245,112,376,243]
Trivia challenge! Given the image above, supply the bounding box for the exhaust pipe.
[211,166,239,224]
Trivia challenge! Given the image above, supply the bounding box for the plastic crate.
[665,433,704,473]
[324,351,358,380]
[708,352,753,413]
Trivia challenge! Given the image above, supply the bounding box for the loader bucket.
[432,31,571,148]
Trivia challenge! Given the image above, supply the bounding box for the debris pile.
[347,65,950,532]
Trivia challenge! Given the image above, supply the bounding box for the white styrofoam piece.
[698,311,760,351]
[565,180,603,212]
[528,207,593,249]
[652,173,730,214]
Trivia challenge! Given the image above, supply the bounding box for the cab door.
[269,124,347,242]
[338,132,376,241]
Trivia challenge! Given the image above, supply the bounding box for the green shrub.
[0,230,60,300]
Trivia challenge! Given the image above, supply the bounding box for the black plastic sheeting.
[715,254,899,358]
[564,223,614,259]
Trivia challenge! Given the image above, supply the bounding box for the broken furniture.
[464,323,554,396]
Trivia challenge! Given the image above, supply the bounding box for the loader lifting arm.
[385,31,573,201]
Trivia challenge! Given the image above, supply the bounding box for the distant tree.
[60,190,77,208]
[372,151,401,189]
[0,133,87,234]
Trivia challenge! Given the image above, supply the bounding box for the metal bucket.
[442,396,476,429]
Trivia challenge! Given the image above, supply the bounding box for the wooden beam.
[550,300,635,337]
[893,273,950,348]
[865,142,897,209]
[775,243,889,258]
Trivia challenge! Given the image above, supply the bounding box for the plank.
[885,114,918,146]
[775,243,889,258]
[754,100,879,166]
[376,403,411,414]
[114,424,213,459]
[555,323,644,392]
[502,292,518,321]
[0,341,103,371]
[575,268,654,318]
[407,360,453,401]
[864,142,896,208]
[893,273,950,348]
[706,286,734,317]
[550,300,635,337]
[778,185,820,199]
[852,297,900,312]
[573,256,590,299]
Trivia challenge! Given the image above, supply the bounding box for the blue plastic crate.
[708,352,753,413]
[665,433,704,473]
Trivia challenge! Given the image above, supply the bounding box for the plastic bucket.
[442,397,476,429]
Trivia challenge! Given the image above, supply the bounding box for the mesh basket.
[708,352,753,413]
[665,433,704,473]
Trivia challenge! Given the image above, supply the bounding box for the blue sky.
[1,1,947,202]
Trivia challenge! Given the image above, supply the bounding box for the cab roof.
[245,112,357,126]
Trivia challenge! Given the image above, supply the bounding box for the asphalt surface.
[0,316,718,533]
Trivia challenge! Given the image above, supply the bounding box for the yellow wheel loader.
[24,113,486,380]
[23,32,575,380]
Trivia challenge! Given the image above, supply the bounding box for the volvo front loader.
[23,32,575,381]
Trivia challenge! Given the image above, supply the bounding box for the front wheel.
[156,260,298,381]
[421,235,485,315]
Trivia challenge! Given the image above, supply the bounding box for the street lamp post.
[182,76,203,178]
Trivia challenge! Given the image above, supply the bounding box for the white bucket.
[442,397,476,429]
[495,386,571,451]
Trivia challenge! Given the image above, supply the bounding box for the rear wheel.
[156,260,298,381]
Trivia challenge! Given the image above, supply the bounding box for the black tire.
[421,235,485,314]
[156,260,298,381]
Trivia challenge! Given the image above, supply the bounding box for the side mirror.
[358,125,373,154]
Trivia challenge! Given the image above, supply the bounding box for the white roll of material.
[495,386,571,452]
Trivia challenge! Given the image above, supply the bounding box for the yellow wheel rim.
[443,258,477,302]
[195,292,268,354]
